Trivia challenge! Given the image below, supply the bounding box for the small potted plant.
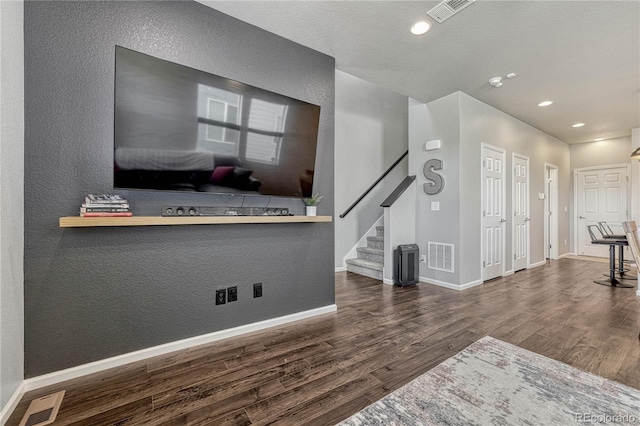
[303,193,323,216]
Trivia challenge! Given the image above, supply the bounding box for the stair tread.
[356,246,383,254]
[346,258,383,271]
[367,236,384,242]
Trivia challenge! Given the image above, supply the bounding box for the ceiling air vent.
[427,0,475,23]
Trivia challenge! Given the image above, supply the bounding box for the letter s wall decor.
[422,159,444,195]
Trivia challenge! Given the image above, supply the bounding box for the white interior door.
[513,154,529,271]
[544,165,559,260]
[482,145,506,281]
[576,166,628,257]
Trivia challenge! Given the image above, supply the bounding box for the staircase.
[345,225,384,280]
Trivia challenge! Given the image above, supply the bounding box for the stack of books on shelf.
[81,194,132,217]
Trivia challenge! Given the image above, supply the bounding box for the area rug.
[338,336,640,425]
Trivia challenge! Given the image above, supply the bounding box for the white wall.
[570,136,632,252]
[409,92,571,288]
[383,180,417,283]
[334,70,408,268]
[633,129,640,222]
[0,0,25,415]
[570,136,631,171]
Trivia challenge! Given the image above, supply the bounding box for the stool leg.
[618,245,636,279]
[619,245,623,271]
[610,245,616,281]
[593,244,634,288]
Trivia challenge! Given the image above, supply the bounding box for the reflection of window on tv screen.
[114,46,320,198]
[196,85,288,165]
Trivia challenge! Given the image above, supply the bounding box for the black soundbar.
[161,206,290,217]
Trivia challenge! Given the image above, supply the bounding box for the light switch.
[538,193,545,200]
[431,201,440,211]
[425,139,441,151]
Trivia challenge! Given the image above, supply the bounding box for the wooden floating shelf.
[59,215,333,228]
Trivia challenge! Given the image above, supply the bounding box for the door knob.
[500,219,507,223]
[579,216,587,219]
[524,218,530,222]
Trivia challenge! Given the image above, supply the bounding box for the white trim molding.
[558,252,576,259]
[21,305,337,393]
[335,266,346,273]
[458,279,484,290]
[419,277,483,291]
[528,259,547,269]
[503,270,514,276]
[0,381,26,426]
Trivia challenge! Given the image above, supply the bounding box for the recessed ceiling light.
[411,21,431,35]
[538,101,553,107]
[594,138,604,141]
[572,123,585,128]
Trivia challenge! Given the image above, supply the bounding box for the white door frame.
[544,163,559,260]
[512,153,530,270]
[481,143,506,280]
[572,163,630,256]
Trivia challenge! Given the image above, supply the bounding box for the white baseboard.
[558,252,575,259]
[22,305,336,393]
[528,259,547,269]
[0,381,25,426]
[458,279,484,290]
[504,269,514,276]
[419,276,483,291]
[383,278,394,285]
[335,266,346,272]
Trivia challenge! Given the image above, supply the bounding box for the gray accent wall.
[0,0,25,410]
[334,70,408,268]
[409,95,461,285]
[409,92,571,287]
[459,93,570,282]
[24,1,335,377]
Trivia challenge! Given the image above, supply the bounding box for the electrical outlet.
[215,289,226,305]
[420,254,427,263]
[253,283,263,298]
[227,286,237,302]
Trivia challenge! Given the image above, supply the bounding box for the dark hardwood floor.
[7,258,640,425]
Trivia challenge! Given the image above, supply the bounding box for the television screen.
[114,46,320,198]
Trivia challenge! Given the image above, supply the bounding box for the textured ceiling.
[199,0,640,144]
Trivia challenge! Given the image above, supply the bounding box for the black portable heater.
[393,244,419,286]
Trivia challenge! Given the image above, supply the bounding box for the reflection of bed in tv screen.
[114,46,320,198]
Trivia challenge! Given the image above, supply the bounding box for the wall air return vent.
[427,0,475,23]
[428,242,455,273]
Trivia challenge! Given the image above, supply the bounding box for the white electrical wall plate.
[425,140,441,151]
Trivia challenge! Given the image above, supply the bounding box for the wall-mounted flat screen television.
[114,46,320,198]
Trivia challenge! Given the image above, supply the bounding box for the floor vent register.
[18,391,65,426]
